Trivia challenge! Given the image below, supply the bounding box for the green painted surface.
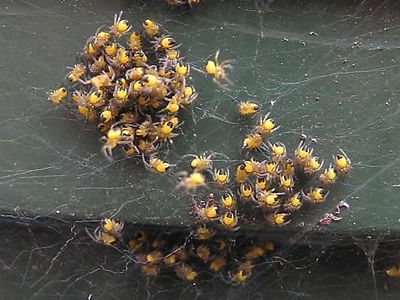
[1,0,400,234]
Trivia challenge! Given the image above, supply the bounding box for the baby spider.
[155,116,180,144]
[178,171,206,191]
[136,137,157,153]
[174,62,190,79]
[195,244,211,263]
[205,50,234,89]
[175,263,198,281]
[228,261,253,285]
[88,90,105,107]
[140,262,160,277]
[137,251,163,277]
[213,168,230,187]
[126,66,145,81]
[127,32,142,51]
[220,191,236,209]
[80,66,115,90]
[284,192,303,212]
[255,113,279,137]
[230,269,250,284]
[319,163,338,186]
[92,227,117,246]
[294,141,313,166]
[110,11,132,38]
[238,101,259,117]
[255,175,272,191]
[190,194,219,221]
[334,148,352,174]
[98,109,116,132]
[101,127,134,161]
[101,218,124,236]
[303,156,324,176]
[90,218,123,246]
[89,55,107,73]
[84,39,98,59]
[386,266,400,278]
[256,189,282,209]
[202,194,220,220]
[143,19,160,37]
[278,174,295,193]
[268,141,286,162]
[264,160,280,177]
[243,133,265,151]
[185,153,214,172]
[152,35,180,52]
[67,64,86,83]
[244,243,273,261]
[243,158,265,175]
[142,154,172,174]
[194,224,215,240]
[48,87,67,104]
[77,104,97,121]
[182,86,198,105]
[265,212,291,226]
[164,251,184,269]
[303,187,329,203]
[113,85,129,102]
[104,42,118,57]
[132,50,148,66]
[93,30,110,48]
[209,256,226,272]
[281,158,295,177]
[135,117,156,138]
[220,210,239,231]
[239,182,255,202]
[235,163,248,184]
[107,48,131,69]
[161,94,183,114]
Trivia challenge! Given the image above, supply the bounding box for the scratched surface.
[0,0,400,235]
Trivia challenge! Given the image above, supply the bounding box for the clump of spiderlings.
[187,105,352,229]
[92,219,276,285]
[49,11,197,171]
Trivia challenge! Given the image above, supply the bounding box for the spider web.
[0,0,400,298]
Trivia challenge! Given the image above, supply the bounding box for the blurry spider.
[100,126,136,161]
[177,171,206,191]
[182,152,229,172]
[110,11,132,37]
[205,50,234,90]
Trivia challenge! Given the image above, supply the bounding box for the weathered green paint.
[0,0,400,235]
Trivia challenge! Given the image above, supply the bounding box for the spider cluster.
[49,12,196,169]
[48,10,355,286]
[92,219,276,284]
[186,105,351,231]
